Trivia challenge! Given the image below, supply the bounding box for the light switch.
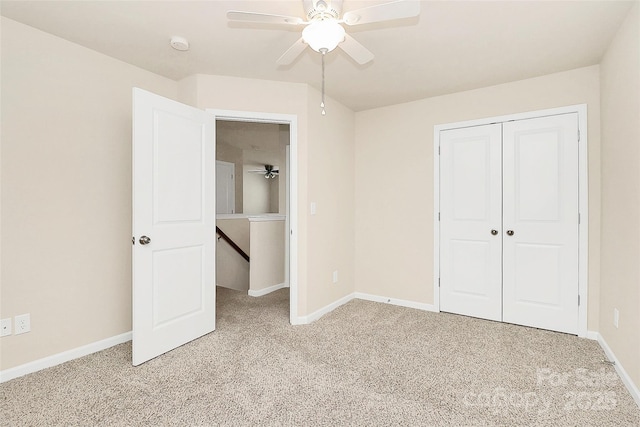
[310,202,317,215]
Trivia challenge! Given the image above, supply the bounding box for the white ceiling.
[1,1,634,111]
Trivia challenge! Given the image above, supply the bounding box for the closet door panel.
[502,113,579,334]
[440,124,502,321]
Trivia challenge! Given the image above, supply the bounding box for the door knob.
[506,230,514,236]
[139,236,151,245]
[491,229,498,235]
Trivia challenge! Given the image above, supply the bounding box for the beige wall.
[243,165,273,214]
[305,86,356,314]
[180,74,357,319]
[216,218,250,291]
[249,220,285,292]
[269,177,280,214]
[355,66,602,331]
[217,219,250,254]
[0,18,178,370]
[599,3,640,389]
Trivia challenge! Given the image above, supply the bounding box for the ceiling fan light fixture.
[302,19,345,52]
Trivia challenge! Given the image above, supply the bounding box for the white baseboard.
[216,283,249,292]
[296,293,356,324]
[294,292,439,325]
[355,292,438,312]
[595,332,640,408]
[0,331,131,383]
[586,330,599,340]
[248,282,287,297]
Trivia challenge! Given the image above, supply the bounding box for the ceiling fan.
[248,165,280,179]
[227,0,421,66]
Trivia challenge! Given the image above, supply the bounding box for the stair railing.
[216,226,250,262]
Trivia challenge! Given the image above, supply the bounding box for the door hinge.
[438,146,440,155]
[578,129,581,142]
[438,278,440,287]
[578,295,580,306]
[438,212,440,221]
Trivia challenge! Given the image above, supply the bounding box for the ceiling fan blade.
[342,0,420,26]
[227,11,305,25]
[338,34,374,65]
[276,38,308,65]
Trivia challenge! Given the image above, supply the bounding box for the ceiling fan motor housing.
[304,0,342,20]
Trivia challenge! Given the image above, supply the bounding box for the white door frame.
[433,104,588,337]
[207,109,299,325]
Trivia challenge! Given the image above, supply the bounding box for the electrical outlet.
[14,313,30,335]
[1,318,11,337]
[332,270,338,283]
[613,309,619,328]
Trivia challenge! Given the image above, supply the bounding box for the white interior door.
[502,113,579,334]
[440,124,503,321]
[132,88,216,365]
[216,160,235,214]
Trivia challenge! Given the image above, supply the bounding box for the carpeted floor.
[1,287,639,426]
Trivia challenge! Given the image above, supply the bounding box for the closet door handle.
[491,229,498,235]
[506,230,514,236]
[139,235,151,245]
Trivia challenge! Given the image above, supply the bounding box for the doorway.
[209,110,299,325]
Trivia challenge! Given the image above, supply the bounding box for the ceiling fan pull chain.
[321,49,326,116]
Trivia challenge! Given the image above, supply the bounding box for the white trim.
[586,330,599,341]
[433,104,589,337]
[576,104,589,338]
[596,333,640,408]
[294,293,355,325]
[248,282,287,297]
[355,292,438,312]
[294,292,439,325]
[206,109,299,326]
[433,124,441,313]
[433,104,588,132]
[216,214,284,220]
[247,215,286,222]
[0,332,131,383]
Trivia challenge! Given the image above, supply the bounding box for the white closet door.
[440,124,503,321]
[502,113,579,334]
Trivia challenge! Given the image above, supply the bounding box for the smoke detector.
[170,36,189,51]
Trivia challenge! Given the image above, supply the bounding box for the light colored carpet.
[1,287,639,426]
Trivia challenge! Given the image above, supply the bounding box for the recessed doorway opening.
[209,110,299,325]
